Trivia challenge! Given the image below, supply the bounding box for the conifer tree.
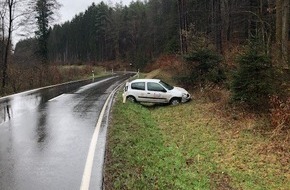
[34,0,60,64]
[231,40,275,108]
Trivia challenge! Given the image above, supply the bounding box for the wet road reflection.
[0,77,103,124]
[0,74,133,190]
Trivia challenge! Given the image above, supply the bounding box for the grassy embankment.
[104,71,290,190]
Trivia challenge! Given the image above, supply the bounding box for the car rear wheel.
[170,98,181,105]
[127,96,136,103]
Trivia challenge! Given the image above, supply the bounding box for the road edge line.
[79,82,124,190]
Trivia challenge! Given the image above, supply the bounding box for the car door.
[130,82,146,101]
[146,82,169,103]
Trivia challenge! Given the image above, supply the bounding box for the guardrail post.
[122,93,126,103]
[92,70,95,82]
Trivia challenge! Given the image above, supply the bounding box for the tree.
[178,0,188,54]
[2,0,16,88]
[231,40,275,108]
[0,0,36,88]
[0,1,6,68]
[96,2,111,62]
[33,0,60,64]
[275,0,289,66]
[184,49,224,86]
[111,3,124,61]
[212,0,222,53]
[281,0,289,65]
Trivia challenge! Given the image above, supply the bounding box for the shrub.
[231,50,275,108]
[269,95,290,133]
[178,49,225,88]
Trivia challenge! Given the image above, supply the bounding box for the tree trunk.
[276,0,283,64]
[221,0,230,43]
[212,0,222,53]
[2,0,14,88]
[1,12,5,67]
[178,0,184,55]
[177,0,188,55]
[281,0,289,64]
[276,0,289,66]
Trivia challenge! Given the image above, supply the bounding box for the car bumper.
[181,94,191,103]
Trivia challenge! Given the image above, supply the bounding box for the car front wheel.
[127,96,136,103]
[170,98,181,105]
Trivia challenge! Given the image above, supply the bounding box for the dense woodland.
[12,0,289,68]
[0,0,290,103]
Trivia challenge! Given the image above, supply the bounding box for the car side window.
[147,82,166,92]
[131,82,145,90]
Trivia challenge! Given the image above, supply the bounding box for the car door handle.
[147,93,150,94]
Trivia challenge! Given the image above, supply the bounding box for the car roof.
[130,79,161,83]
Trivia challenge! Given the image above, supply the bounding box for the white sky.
[58,0,134,24]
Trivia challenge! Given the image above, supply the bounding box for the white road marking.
[48,94,65,102]
[80,82,123,190]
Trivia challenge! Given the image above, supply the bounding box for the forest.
[12,0,289,67]
[1,0,290,102]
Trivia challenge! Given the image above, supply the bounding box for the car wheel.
[170,98,181,105]
[127,96,136,103]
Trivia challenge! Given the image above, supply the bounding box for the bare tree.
[0,1,7,67]
[2,0,14,88]
[1,0,29,88]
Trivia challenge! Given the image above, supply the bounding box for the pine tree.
[231,40,275,108]
[34,0,60,64]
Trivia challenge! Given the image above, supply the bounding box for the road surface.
[0,73,133,190]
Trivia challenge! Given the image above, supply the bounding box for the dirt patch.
[210,172,236,190]
[145,69,161,79]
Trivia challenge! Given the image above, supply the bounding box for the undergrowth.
[0,65,105,96]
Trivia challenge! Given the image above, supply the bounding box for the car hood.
[171,87,188,94]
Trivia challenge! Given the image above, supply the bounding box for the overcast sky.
[58,0,135,24]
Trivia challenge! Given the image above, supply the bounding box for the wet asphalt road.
[0,73,133,190]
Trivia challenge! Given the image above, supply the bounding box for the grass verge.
[104,93,289,190]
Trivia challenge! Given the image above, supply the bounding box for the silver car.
[123,79,191,105]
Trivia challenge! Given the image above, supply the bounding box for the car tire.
[170,98,181,105]
[127,96,136,103]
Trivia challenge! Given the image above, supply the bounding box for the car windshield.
[159,80,174,90]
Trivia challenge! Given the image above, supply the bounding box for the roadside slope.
[104,93,289,189]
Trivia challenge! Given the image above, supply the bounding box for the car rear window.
[131,82,145,90]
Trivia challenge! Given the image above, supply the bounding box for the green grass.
[104,94,290,190]
[105,98,202,189]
